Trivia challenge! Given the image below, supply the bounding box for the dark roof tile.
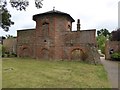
[33,10,75,22]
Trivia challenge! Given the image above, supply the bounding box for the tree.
[0,44,2,57]
[97,29,110,54]
[0,0,44,31]
[0,1,14,31]
[10,0,43,10]
[0,44,6,57]
[97,29,110,37]
[10,0,29,11]
[6,35,14,38]
[97,35,106,54]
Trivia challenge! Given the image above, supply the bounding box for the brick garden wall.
[3,38,17,54]
[17,29,36,58]
[105,40,120,59]
[16,11,100,64]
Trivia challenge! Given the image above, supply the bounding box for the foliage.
[11,52,17,57]
[2,58,111,88]
[110,28,120,41]
[2,52,17,57]
[5,35,14,39]
[10,0,29,11]
[1,36,6,39]
[0,0,44,31]
[97,29,110,54]
[0,1,14,31]
[10,0,43,10]
[97,29,110,37]
[0,44,16,57]
[111,52,120,60]
[97,35,107,54]
[0,45,6,57]
[0,44,2,57]
[2,45,6,55]
[35,0,43,9]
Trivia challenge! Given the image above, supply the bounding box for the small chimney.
[77,19,80,31]
[53,6,55,11]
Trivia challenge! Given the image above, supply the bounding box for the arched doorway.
[41,48,49,59]
[71,49,86,60]
[22,47,30,57]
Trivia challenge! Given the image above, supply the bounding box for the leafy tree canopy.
[0,0,44,31]
[97,29,110,37]
[5,34,16,38]
[97,29,110,54]
[0,1,14,31]
[97,35,106,54]
[10,0,43,10]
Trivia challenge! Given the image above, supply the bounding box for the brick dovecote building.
[17,9,100,63]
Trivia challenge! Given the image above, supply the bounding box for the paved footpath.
[100,57,120,89]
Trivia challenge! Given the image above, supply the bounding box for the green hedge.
[111,52,120,61]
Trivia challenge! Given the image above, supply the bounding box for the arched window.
[41,48,49,59]
[42,22,49,37]
[68,25,71,31]
[71,48,87,60]
[67,21,71,31]
[21,47,30,57]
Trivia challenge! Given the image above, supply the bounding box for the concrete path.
[100,57,120,89]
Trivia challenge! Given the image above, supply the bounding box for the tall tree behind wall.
[0,0,43,31]
[97,29,110,54]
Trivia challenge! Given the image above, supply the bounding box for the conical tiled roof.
[33,10,75,22]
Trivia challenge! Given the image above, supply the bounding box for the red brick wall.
[17,29,36,58]
[17,13,98,63]
[3,38,17,54]
[34,13,97,61]
[105,40,120,59]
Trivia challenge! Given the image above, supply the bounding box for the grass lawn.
[2,58,111,88]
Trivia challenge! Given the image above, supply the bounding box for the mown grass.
[2,58,111,88]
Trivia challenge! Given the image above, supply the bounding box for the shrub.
[0,45,2,57]
[11,53,17,57]
[4,52,17,57]
[111,52,120,61]
[1,45,6,57]
[5,52,10,57]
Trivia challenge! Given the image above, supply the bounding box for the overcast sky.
[0,0,119,36]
